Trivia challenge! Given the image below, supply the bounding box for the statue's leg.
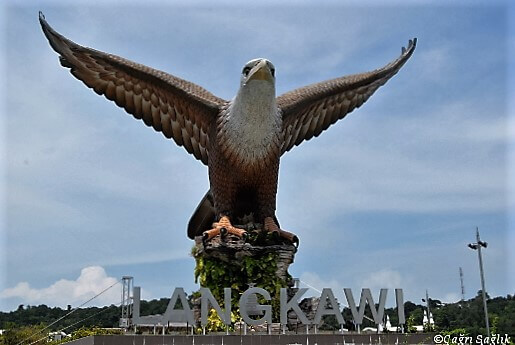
[256,163,299,247]
[204,162,247,242]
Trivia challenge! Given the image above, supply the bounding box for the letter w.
[344,288,387,326]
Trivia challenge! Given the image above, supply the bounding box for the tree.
[0,323,47,345]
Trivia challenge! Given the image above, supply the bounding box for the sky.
[1,1,514,315]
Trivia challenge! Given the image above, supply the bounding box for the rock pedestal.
[193,231,297,282]
[191,224,298,330]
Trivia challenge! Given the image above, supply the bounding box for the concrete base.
[66,333,437,345]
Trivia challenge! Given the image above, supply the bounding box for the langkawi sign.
[132,286,406,328]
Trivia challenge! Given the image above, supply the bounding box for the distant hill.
[0,298,172,331]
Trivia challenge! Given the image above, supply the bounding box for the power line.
[16,279,121,345]
[298,279,322,294]
[27,299,125,345]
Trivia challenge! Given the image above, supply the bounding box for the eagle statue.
[40,12,416,247]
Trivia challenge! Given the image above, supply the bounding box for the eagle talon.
[292,235,299,248]
[201,216,246,243]
[263,217,299,246]
[202,228,219,244]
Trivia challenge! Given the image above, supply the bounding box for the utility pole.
[459,267,465,301]
[467,227,490,337]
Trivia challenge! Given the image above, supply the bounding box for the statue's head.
[240,58,276,87]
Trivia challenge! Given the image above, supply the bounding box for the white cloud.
[360,269,403,290]
[1,266,120,308]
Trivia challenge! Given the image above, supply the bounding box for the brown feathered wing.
[278,38,416,154]
[39,12,226,165]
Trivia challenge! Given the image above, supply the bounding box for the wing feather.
[40,12,226,165]
[278,38,416,154]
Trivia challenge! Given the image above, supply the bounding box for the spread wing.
[40,12,226,165]
[277,38,416,154]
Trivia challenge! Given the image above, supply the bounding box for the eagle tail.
[187,190,216,239]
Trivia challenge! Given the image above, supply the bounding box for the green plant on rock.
[199,309,238,333]
[194,248,291,322]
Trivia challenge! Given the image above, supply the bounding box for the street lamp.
[468,227,490,338]
[421,290,433,331]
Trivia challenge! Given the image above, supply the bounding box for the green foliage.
[199,309,238,333]
[194,252,285,297]
[431,294,515,338]
[441,328,470,338]
[204,309,226,333]
[56,326,123,343]
[0,299,177,335]
[138,298,170,316]
[319,315,339,330]
[406,314,418,333]
[0,323,123,345]
[194,247,291,323]
[0,323,47,345]
[0,305,121,332]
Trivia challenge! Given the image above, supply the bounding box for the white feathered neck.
[220,79,282,167]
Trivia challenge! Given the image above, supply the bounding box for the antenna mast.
[459,267,465,301]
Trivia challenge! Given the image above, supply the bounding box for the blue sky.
[1,1,514,313]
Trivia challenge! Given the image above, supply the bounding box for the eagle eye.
[242,66,251,76]
[270,68,275,77]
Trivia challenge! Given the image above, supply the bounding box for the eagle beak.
[247,59,273,82]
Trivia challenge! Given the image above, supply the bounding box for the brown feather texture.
[39,12,225,165]
[278,38,416,154]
